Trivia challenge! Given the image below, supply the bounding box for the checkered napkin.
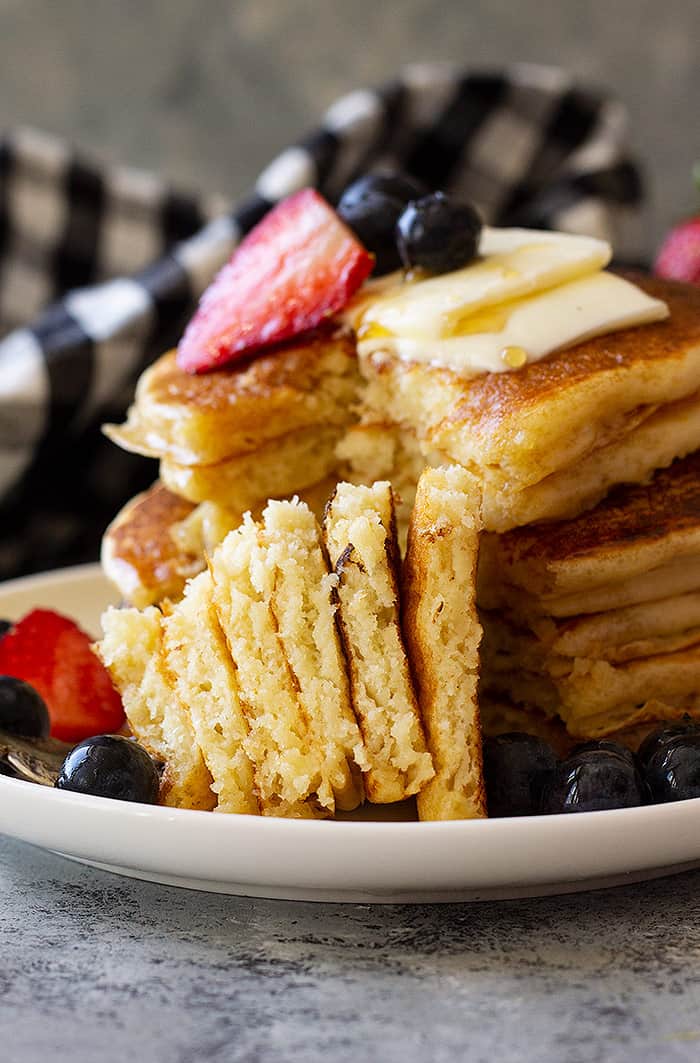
[0,62,644,580]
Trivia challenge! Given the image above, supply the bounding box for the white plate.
[1,563,700,903]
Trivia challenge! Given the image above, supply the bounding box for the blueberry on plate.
[483,732,558,817]
[643,731,700,803]
[637,719,700,769]
[0,675,50,739]
[396,191,482,274]
[337,172,428,275]
[56,734,160,804]
[571,739,638,771]
[544,748,646,814]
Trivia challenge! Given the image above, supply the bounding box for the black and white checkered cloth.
[0,62,644,580]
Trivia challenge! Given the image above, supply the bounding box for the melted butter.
[357,270,669,376]
[442,304,511,338]
[357,322,395,341]
[355,228,612,343]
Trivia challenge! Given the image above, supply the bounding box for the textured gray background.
[0,0,698,255]
[3,835,700,1063]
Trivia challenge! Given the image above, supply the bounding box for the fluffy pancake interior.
[336,421,432,553]
[259,499,366,812]
[210,514,328,817]
[210,500,366,817]
[323,480,433,803]
[96,606,215,810]
[402,465,486,821]
[160,424,344,509]
[161,570,258,815]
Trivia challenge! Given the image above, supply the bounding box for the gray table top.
[2,835,700,1062]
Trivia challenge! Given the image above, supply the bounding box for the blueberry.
[544,749,646,814]
[337,172,428,275]
[483,732,558,817]
[637,719,700,769]
[571,739,638,771]
[643,732,700,803]
[0,619,12,640]
[396,192,482,275]
[56,734,160,803]
[0,676,50,738]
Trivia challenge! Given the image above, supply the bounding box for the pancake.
[210,499,366,817]
[402,466,486,821]
[96,605,215,810]
[323,481,434,803]
[483,555,700,620]
[160,423,345,509]
[100,482,240,608]
[161,571,258,815]
[523,592,700,661]
[357,276,700,531]
[482,617,700,738]
[478,388,700,531]
[105,326,361,466]
[102,476,340,608]
[479,451,700,602]
[336,421,429,552]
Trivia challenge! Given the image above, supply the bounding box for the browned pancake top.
[150,326,355,413]
[106,483,196,585]
[443,275,700,423]
[365,276,700,430]
[497,450,700,564]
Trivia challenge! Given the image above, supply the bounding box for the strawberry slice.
[0,609,124,742]
[177,188,374,373]
[655,216,700,286]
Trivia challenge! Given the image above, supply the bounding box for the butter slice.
[358,227,612,341]
[372,271,669,375]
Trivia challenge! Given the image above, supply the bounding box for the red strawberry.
[177,188,374,373]
[654,164,700,286]
[0,609,124,742]
[655,216,700,285]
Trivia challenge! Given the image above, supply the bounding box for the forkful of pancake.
[96,176,700,819]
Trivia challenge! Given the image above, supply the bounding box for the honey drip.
[500,345,528,368]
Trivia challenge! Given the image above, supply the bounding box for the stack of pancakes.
[479,453,700,739]
[97,473,486,820]
[345,274,700,744]
[102,326,361,606]
[352,276,700,531]
[99,256,700,812]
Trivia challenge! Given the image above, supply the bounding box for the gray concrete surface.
[3,833,700,1062]
[0,0,698,255]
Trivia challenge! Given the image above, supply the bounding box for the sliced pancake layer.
[402,466,486,821]
[336,420,432,553]
[323,481,434,803]
[102,477,339,608]
[210,500,366,817]
[96,606,215,810]
[161,571,258,815]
